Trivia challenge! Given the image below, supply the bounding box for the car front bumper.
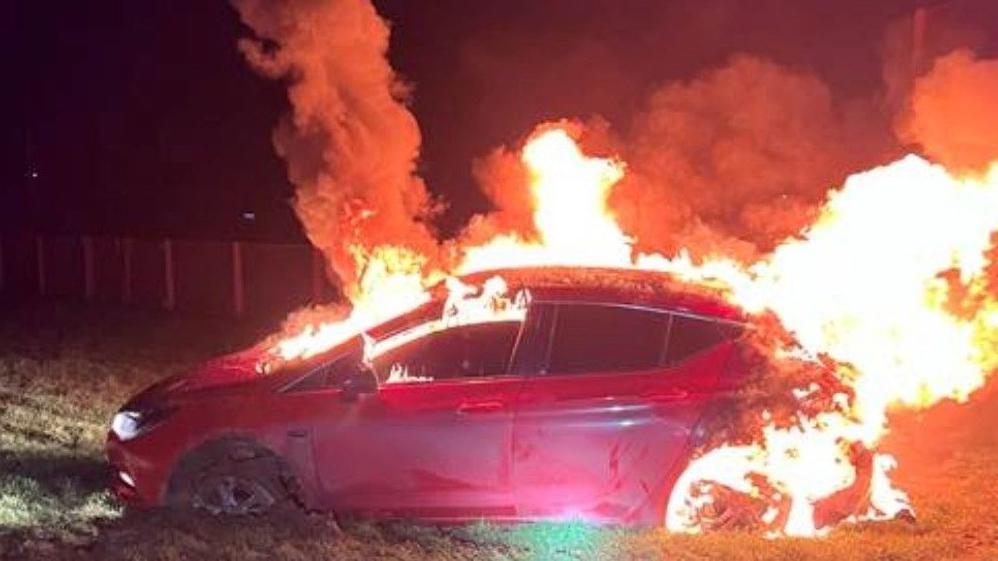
[105,431,173,507]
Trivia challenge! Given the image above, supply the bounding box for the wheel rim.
[668,478,780,532]
[194,474,276,515]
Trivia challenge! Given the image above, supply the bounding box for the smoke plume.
[461,55,897,262]
[614,55,895,259]
[457,118,620,251]
[898,49,998,175]
[234,0,998,291]
[231,0,438,296]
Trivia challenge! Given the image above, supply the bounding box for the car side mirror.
[340,365,378,402]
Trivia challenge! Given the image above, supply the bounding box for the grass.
[1,301,997,560]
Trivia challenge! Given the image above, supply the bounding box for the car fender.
[163,430,314,509]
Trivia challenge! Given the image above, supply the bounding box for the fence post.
[35,235,45,296]
[232,241,245,317]
[121,237,132,304]
[82,236,96,301]
[163,238,175,311]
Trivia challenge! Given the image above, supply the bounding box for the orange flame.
[661,156,998,535]
[270,125,998,536]
[460,128,633,273]
[272,245,432,361]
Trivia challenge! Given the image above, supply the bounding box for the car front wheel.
[169,439,292,516]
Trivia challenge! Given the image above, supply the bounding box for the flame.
[365,276,529,365]
[740,156,998,421]
[269,124,998,537]
[272,245,432,361]
[459,128,633,273]
[373,277,529,385]
[384,364,434,384]
[661,156,998,535]
[274,127,631,362]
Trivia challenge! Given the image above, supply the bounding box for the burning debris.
[234,0,998,539]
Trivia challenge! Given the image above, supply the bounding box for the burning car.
[107,266,767,525]
[105,125,986,535]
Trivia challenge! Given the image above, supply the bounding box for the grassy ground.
[0,301,996,560]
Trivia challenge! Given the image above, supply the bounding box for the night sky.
[2,0,990,242]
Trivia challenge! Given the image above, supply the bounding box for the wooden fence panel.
[43,236,84,298]
[0,235,39,298]
[130,239,166,308]
[243,243,315,321]
[1,234,331,319]
[92,236,123,303]
[174,240,232,315]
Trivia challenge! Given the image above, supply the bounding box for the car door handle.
[456,400,506,415]
[642,389,690,402]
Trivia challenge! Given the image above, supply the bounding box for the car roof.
[452,266,744,321]
[269,266,744,377]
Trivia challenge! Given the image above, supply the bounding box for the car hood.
[125,347,269,408]
[179,348,267,390]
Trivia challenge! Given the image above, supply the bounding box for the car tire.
[167,439,294,516]
[665,455,776,533]
[675,480,773,531]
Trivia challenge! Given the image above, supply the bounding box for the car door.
[310,320,525,518]
[511,302,735,523]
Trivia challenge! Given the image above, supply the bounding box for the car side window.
[664,314,729,365]
[545,304,669,375]
[283,339,366,393]
[372,321,522,383]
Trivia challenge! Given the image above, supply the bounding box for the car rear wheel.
[668,479,775,532]
[169,439,293,516]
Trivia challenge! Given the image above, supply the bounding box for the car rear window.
[546,304,669,374]
[664,314,729,365]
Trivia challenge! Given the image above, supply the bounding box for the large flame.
[269,125,998,537]
[273,127,636,362]
[272,245,432,361]
[661,156,998,535]
[459,128,633,272]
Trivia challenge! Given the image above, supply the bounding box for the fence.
[0,234,338,319]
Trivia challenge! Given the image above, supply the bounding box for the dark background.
[1,0,990,242]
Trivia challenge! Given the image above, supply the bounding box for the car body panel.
[511,345,733,523]
[310,377,524,517]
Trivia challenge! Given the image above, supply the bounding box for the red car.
[106,267,747,525]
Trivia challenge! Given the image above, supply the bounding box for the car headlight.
[110,406,176,441]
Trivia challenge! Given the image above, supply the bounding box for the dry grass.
[0,301,996,560]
